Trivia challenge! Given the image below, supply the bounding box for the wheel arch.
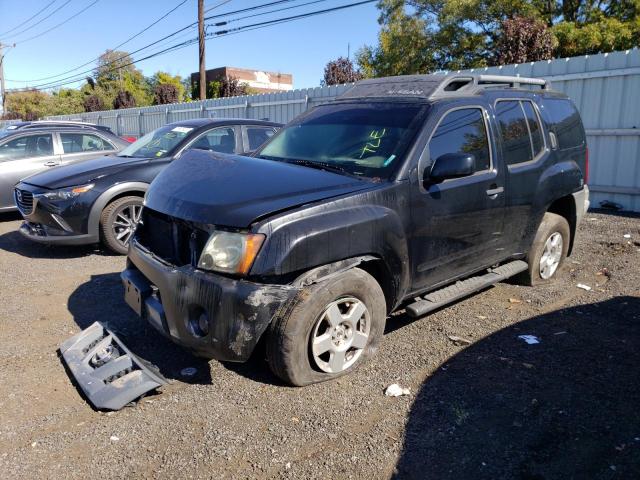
[547,194,577,256]
[87,182,149,237]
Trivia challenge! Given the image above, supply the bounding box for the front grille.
[135,208,209,267]
[14,189,34,215]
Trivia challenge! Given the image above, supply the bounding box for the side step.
[405,260,528,318]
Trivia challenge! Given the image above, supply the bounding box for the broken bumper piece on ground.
[60,322,168,411]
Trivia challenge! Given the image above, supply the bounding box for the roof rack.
[429,74,550,99]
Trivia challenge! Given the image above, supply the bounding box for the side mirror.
[428,152,476,183]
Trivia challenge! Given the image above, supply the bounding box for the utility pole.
[0,43,6,114]
[198,0,206,100]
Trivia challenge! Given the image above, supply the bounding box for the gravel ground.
[0,210,638,479]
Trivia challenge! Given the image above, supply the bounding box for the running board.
[405,260,528,318]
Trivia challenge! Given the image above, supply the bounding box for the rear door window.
[495,101,533,165]
[60,133,114,153]
[190,127,236,154]
[0,134,53,161]
[543,98,585,150]
[245,127,276,151]
[429,108,491,171]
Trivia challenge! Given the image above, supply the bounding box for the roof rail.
[429,74,550,99]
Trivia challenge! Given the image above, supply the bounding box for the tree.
[495,16,556,64]
[49,88,85,116]
[357,3,440,77]
[322,57,363,85]
[219,76,248,97]
[113,90,136,109]
[83,94,104,112]
[153,83,179,105]
[149,71,186,102]
[93,50,151,107]
[3,89,52,120]
[360,0,640,74]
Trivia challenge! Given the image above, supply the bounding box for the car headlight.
[198,231,265,275]
[40,184,94,201]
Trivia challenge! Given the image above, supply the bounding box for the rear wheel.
[518,212,570,286]
[266,268,386,386]
[100,196,143,254]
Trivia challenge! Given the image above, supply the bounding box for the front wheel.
[266,268,386,386]
[518,212,570,286]
[99,196,143,255]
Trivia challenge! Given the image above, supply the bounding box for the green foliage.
[49,88,85,116]
[3,90,52,120]
[358,0,640,75]
[91,50,151,107]
[149,71,187,102]
[192,77,248,99]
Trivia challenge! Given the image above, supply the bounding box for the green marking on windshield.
[359,128,386,158]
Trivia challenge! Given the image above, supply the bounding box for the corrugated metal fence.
[46,48,640,211]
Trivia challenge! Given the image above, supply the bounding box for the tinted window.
[522,101,544,156]
[246,127,275,151]
[191,127,236,154]
[257,103,428,178]
[0,134,53,161]
[544,98,585,149]
[429,108,490,171]
[60,133,113,153]
[495,101,532,165]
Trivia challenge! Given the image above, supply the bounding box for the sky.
[0,0,381,92]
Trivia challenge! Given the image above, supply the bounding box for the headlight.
[198,231,265,275]
[40,184,94,201]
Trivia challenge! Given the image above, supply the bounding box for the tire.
[266,268,386,386]
[517,212,570,286]
[99,196,143,255]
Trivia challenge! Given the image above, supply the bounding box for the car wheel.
[518,212,570,286]
[99,196,143,255]
[266,268,386,386]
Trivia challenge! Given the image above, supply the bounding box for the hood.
[23,155,151,189]
[145,150,375,227]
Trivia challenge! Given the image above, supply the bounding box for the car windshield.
[256,102,428,178]
[117,124,194,158]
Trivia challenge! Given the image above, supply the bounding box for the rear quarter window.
[543,98,585,150]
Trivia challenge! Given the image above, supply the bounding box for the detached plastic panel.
[60,322,168,410]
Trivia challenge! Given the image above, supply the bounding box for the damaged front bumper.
[60,322,168,410]
[122,239,300,362]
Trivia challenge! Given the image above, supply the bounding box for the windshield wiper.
[284,159,362,179]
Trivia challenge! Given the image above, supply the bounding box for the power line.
[7,0,190,83]
[11,0,101,45]
[10,0,376,91]
[208,0,329,26]
[7,0,295,85]
[209,0,376,35]
[0,0,72,41]
[0,0,58,38]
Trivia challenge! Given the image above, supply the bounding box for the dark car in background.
[0,120,120,139]
[14,118,281,254]
[0,127,129,212]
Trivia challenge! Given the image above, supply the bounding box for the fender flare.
[87,182,149,237]
[291,255,379,287]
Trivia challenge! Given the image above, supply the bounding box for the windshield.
[256,102,427,178]
[118,124,194,158]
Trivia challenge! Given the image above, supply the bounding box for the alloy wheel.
[539,231,563,279]
[112,203,142,248]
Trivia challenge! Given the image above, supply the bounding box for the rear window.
[543,98,585,150]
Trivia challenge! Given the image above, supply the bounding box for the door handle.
[486,186,504,197]
[44,161,59,167]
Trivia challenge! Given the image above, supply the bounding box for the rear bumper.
[573,185,590,227]
[123,239,299,362]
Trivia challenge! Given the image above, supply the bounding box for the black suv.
[121,74,589,386]
[14,118,280,254]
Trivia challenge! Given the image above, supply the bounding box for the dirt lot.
[0,210,639,479]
